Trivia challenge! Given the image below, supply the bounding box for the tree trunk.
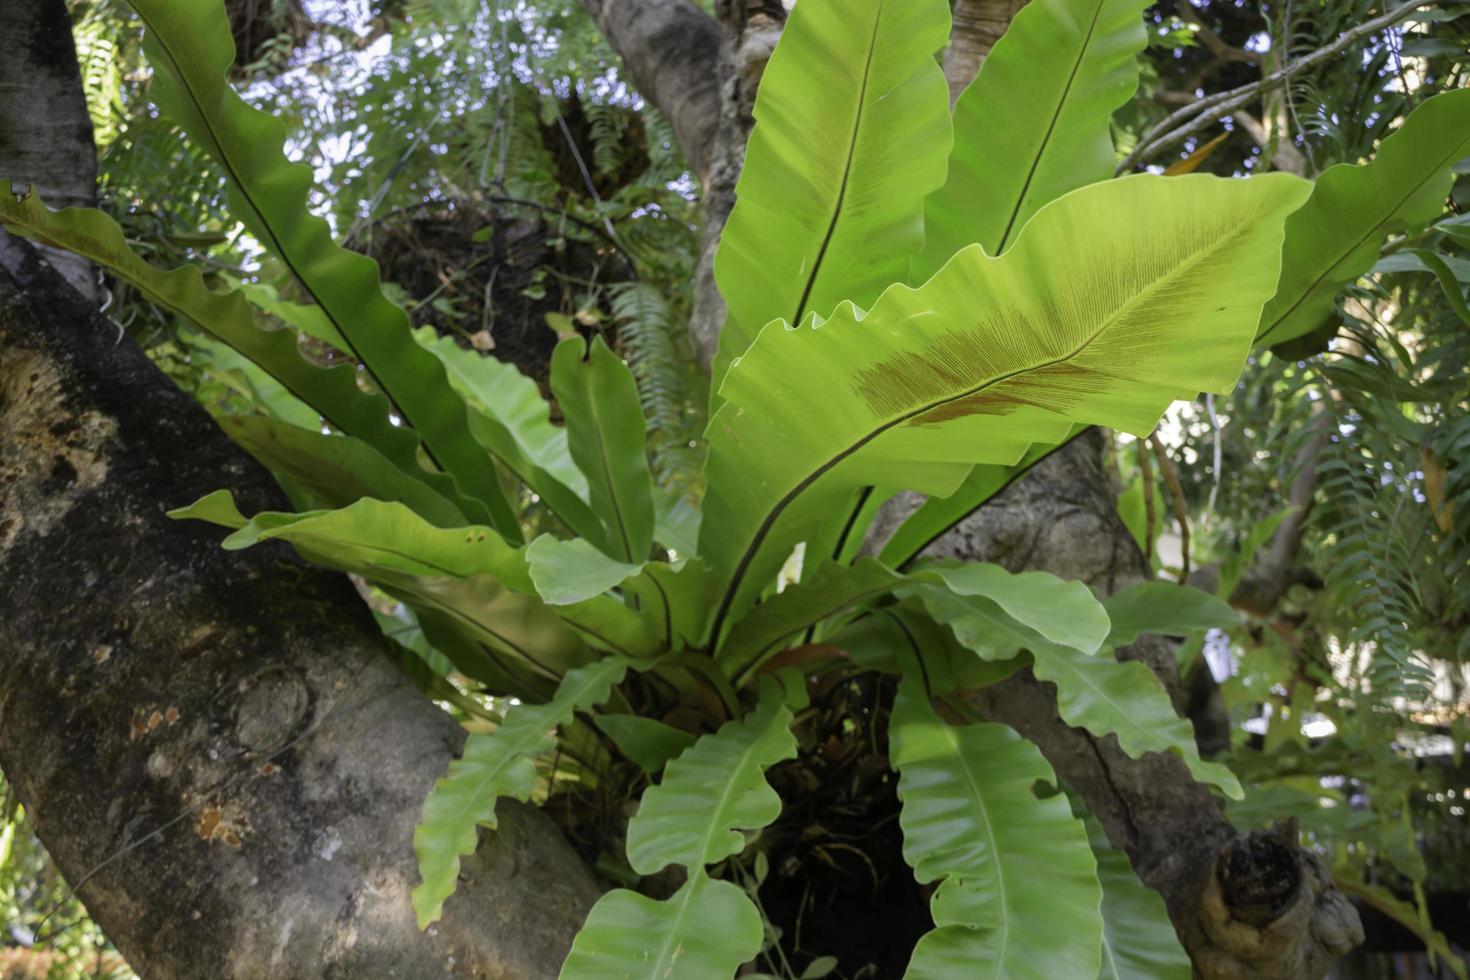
[943,0,1027,103]
[588,4,1365,976]
[0,0,98,300]
[0,235,597,978]
[0,8,596,972]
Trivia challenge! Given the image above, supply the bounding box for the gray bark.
[0,235,598,978]
[943,0,1027,104]
[572,0,724,186]
[0,0,98,299]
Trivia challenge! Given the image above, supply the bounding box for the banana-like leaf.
[124,0,519,536]
[1256,89,1470,346]
[1101,581,1239,647]
[1029,644,1242,798]
[558,873,762,980]
[624,674,805,875]
[550,335,656,563]
[1088,819,1191,979]
[0,183,497,521]
[596,715,697,773]
[710,0,952,381]
[169,494,531,585]
[217,416,467,527]
[527,536,644,605]
[377,570,592,685]
[413,657,630,928]
[415,328,582,493]
[918,0,1150,273]
[877,431,1084,569]
[891,683,1103,979]
[699,173,1311,636]
[170,495,596,680]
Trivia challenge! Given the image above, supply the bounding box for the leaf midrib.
[789,2,883,326]
[941,723,1009,976]
[991,0,1109,254]
[1259,132,1470,342]
[709,205,1258,643]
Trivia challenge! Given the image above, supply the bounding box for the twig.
[1139,438,1158,562]
[1118,0,1423,172]
[1149,434,1193,584]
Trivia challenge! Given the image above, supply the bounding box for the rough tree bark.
[0,235,598,979]
[0,0,97,299]
[588,3,1365,977]
[0,4,596,975]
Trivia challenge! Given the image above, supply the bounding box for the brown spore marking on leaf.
[164,706,181,725]
[850,307,1059,421]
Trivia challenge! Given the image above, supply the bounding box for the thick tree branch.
[574,0,724,184]
[0,0,96,299]
[0,237,597,978]
[943,0,1027,104]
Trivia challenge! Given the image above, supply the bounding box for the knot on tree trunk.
[1191,821,1363,979]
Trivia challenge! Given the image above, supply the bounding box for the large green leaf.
[558,873,762,980]
[376,570,592,686]
[1029,644,1242,798]
[414,329,584,498]
[174,496,601,681]
[0,183,492,521]
[622,559,725,653]
[890,683,1102,979]
[1088,819,1191,979]
[124,0,519,537]
[925,563,1110,655]
[700,173,1311,638]
[170,494,530,585]
[413,657,630,928]
[526,536,644,606]
[912,586,1241,796]
[216,416,467,527]
[710,0,952,381]
[876,434,1082,569]
[550,335,656,563]
[1256,89,1470,346]
[624,675,804,875]
[917,0,1150,273]
[1101,581,1239,647]
[415,327,607,544]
